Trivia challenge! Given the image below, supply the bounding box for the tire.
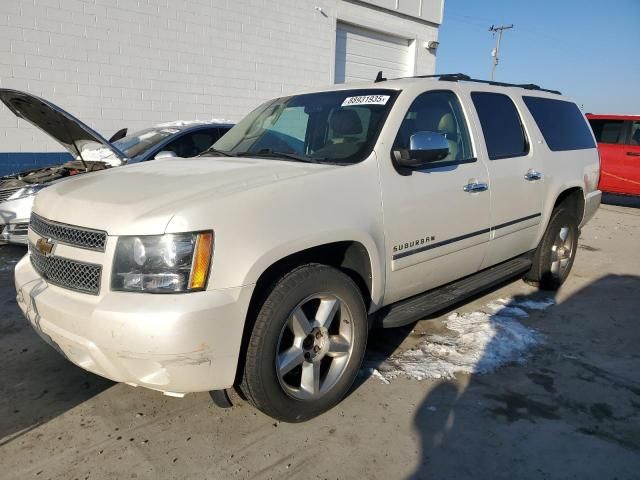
[524,205,579,290]
[239,263,368,422]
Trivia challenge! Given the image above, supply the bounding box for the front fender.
[242,229,386,309]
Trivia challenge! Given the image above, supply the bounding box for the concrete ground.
[1,198,639,479]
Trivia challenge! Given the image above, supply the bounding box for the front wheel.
[240,263,368,422]
[525,206,579,290]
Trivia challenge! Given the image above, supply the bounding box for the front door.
[379,89,491,305]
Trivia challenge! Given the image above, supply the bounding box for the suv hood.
[0,89,127,168]
[33,156,337,235]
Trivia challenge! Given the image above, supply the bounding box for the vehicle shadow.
[601,193,640,208]
[0,245,113,445]
[408,274,640,479]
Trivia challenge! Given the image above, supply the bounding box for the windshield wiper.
[200,147,233,157]
[235,149,319,163]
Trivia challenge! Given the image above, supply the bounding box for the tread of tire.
[239,263,329,417]
[525,205,577,290]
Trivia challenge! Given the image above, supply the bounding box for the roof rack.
[374,71,562,95]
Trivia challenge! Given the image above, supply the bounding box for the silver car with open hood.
[0,89,233,245]
[0,89,127,245]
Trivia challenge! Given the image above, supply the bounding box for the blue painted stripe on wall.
[0,152,72,177]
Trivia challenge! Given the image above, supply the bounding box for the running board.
[372,256,533,328]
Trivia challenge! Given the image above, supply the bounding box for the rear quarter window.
[523,97,596,151]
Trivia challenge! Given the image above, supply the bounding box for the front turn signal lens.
[189,232,214,290]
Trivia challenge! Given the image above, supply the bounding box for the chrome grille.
[30,243,102,295]
[30,213,107,251]
[0,187,20,203]
[12,223,29,235]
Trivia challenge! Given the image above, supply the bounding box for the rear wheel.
[525,205,579,290]
[240,263,367,422]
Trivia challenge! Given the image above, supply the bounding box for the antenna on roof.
[374,71,386,83]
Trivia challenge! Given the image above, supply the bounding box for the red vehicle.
[586,114,640,196]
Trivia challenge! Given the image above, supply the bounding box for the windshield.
[113,127,181,158]
[211,89,399,164]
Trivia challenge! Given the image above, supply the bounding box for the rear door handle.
[463,182,489,193]
[626,151,640,156]
[524,170,543,181]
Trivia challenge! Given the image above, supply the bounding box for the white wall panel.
[0,0,441,155]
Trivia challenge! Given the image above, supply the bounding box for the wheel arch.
[536,184,585,246]
[553,186,585,222]
[234,240,378,386]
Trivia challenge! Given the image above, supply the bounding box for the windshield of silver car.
[113,127,180,158]
[208,89,399,164]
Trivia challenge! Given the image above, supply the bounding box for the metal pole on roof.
[489,24,513,81]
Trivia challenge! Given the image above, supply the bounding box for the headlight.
[10,184,47,201]
[111,231,214,293]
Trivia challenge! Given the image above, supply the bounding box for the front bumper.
[0,195,33,245]
[15,255,254,394]
[580,190,602,228]
[1,219,29,245]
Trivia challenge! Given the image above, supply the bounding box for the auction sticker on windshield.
[341,95,390,107]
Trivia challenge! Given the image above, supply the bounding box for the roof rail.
[374,72,562,95]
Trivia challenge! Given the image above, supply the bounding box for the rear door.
[467,91,544,269]
[587,117,628,193]
[619,121,640,195]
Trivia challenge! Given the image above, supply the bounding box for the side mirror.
[154,150,177,159]
[108,128,128,142]
[394,131,449,169]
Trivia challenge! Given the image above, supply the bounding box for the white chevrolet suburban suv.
[14,74,601,422]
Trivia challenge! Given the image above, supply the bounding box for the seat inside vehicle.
[313,109,365,159]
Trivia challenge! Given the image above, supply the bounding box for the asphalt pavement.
[1,199,638,479]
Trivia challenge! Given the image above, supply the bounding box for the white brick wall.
[0,0,441,153]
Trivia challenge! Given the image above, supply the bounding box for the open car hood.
[0,89,128,166]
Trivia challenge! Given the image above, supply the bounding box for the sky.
[436,0,640,114]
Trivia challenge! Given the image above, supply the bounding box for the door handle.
[524,170,543,181]
[463,182,489,193]
[626,151,640,156]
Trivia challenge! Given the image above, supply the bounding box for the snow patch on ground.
[512,298,555,310]
[371,295,555,382]
[485,301,528,317]
[359,368,390,385]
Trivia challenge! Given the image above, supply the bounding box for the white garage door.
[335,23,413,84]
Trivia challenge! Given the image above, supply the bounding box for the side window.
[588,119,625,144]
[393,90,473,165]
[471,92,528,160]
[522,96,596,151]
[627,121,640,146]
[192,129,218,152]
[217,126,231,140]
[163,130,217,157]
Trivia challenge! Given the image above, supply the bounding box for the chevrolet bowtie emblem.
[35,237,55,257]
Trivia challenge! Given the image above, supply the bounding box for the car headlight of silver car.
[111,232,214,293]
[10,184,47,201]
